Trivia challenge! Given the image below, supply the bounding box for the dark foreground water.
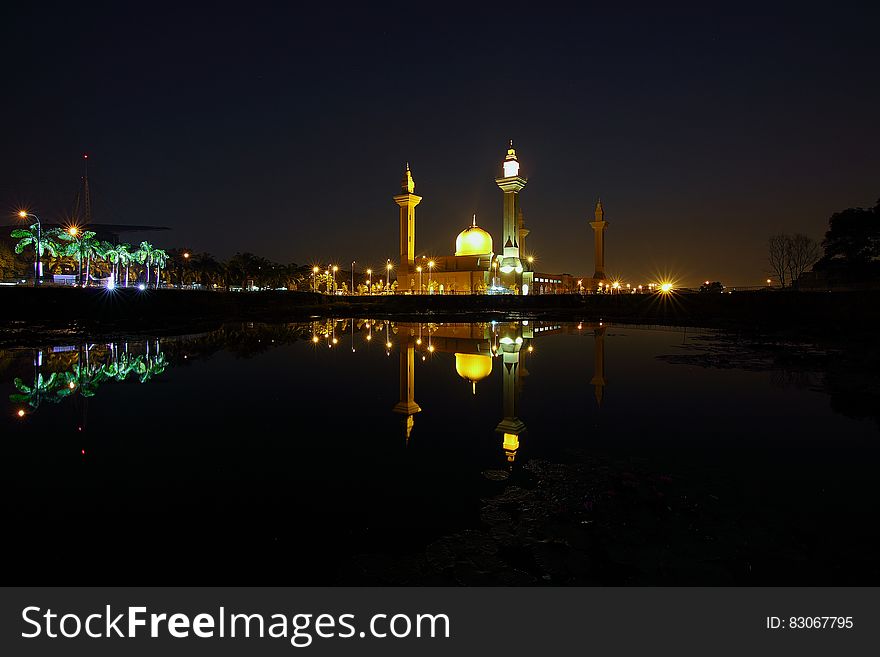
[2,319,877,585]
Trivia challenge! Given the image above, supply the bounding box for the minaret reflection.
[494,321,531,464]
[591,324,606,406]
[392,335,421,442]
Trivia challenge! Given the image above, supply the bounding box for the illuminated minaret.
[393,164,421,293]
[591,325,606,406]
[392,340,421,442]
[517,207,529,257]
[495,141,527,289]
[590,199,608,281]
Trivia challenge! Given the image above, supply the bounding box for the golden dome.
[455,217,493,256]
[455,353,493,394]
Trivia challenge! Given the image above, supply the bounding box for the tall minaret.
[517,207,529,257]
[590,199,608,281]
[495,141,527,286]
[393,164,421,293]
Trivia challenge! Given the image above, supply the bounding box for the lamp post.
[416,265,422,294]
[428,260,435,294]
[351,261,355,295]
[67,226,84,286]
[18,211,42,287]
[332,265,338,295]
[180,251,190,289]
[366,268,372,295]
[386,259,392,294]
[312,266,319,293]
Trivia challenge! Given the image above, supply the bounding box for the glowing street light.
[386,259,392,294]
[660,282,674,294]
[312,266,319,293]
[66,226,86,286]
[18,210,43,287]
[416,265,423,294]
[366,268,372,295]
[350,261,355,295]
[428,260,435,294]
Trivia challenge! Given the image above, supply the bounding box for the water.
[2,319,877,584]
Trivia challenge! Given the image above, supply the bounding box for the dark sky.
[4,2,878,286]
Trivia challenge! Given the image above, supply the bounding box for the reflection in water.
[387,320,606,463]
[7,320,607,464]
[5,319,878,586]
[10,340,167,417]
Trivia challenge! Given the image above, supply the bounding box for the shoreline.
[1,287,878,342]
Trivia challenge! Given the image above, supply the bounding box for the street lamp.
[351,261,355,295]
[386,259,392,294]
[18,210,42,287]
[366,268,372,295]
[428,260,435,294]
[67,226,84,286]
[416,265,422,294]
[332,265,338,294]
[312,266,319,293]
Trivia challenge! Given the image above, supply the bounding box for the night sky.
[4,2,878,286]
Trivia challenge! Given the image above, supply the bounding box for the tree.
[699,281,724,293]
[98,241,120,284]
[136,241,158,286]
[786,233,822,286]
[819,200,880,267]
[768,234,791,288]
[11,223,60,284]
[116,243,135,287]
[0,240,25,280]
[152,248,168,288]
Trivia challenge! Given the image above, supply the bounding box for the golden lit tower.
[591,325,607,406]
[590,199,608,281]
[393,164,421,293]
[517,207,529,257]
[495,141,528,291]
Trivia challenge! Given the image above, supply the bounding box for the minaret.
[590,199,608,281]
[591,325,606,406]
[393,164,421,293]
[517,207,529,256]
[495,141,527,286]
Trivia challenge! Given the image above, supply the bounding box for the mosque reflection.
[8,319,608,463]
[385,320,607,463]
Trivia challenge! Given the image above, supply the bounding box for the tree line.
[768,197,879,288]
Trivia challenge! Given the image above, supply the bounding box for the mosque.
[392,142,609,294]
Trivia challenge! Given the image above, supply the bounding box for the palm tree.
[152,248,169,289]
[99,241,122,286]
[136,241,157,286]
[116,243,135,287]
[58,229,98,286]
[11,224,60,284]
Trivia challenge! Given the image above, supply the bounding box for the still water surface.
[2,319,877,584]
